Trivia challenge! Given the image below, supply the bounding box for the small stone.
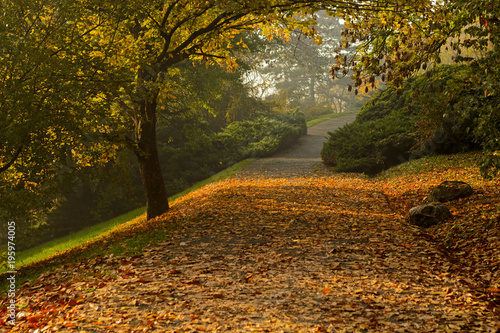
[427,181,473,203]
[409,202,451,228]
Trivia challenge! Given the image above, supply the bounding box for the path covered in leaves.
[2,114,499,332]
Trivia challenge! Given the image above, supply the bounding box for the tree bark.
[134,90,170,220]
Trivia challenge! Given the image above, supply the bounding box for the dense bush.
[322,113,417,175]
[219,111,306,158]
[417,68,499,176]
[321,77,420,175]
[322,64,488,175]
[413,65,483,155]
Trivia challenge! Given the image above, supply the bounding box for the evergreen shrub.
[321,65,486,175]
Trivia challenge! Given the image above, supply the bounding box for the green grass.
[1,158,254,278]
[306,110,358,128]
[7,206,147,273]
[169,158,254,200]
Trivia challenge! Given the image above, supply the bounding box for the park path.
[238,112,358,178]
[3,113,499,332]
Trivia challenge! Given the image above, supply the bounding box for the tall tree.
[95,1,329,220]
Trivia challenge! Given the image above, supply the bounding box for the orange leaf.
[27,315,43,323]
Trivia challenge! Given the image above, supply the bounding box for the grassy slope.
[306,110,358,128]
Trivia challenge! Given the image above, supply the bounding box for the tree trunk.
[309,75,316,106]
[135,94,170,220]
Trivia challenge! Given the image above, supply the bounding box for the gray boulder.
[409,202,451,228]
[428,181,473,203]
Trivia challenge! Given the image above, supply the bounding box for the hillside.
[1,151,499,332]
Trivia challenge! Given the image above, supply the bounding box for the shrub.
[216,109,306,158]
[414,65,482,155]
[322,64,494,176]
[322,113,416,175]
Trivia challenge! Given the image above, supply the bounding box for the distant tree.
[248,12,352,112]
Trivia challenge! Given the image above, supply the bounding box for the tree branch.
[161,0,182,28]
[0,145,23,173]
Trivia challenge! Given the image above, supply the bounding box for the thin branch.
[161,0,182,28]
[190,52,227,59]
[0,145,23,173]
[158,5,215,62]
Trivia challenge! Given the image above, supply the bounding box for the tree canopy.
[0,0,131,222]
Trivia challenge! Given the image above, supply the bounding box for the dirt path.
[3,113,499,332]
